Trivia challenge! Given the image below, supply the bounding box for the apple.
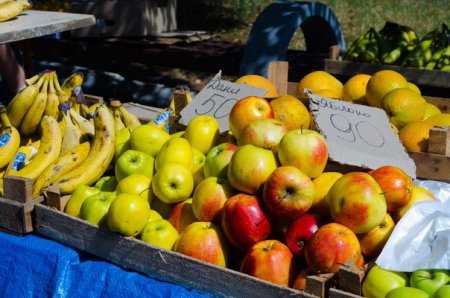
[115,149,154,181]
[241,240,293,286]
[184,115,219,154]
[227,144,277,194]
[386,287,429,298]
[191,147,205,186]
[107,193,151,236]
[270,94,311,130]
[170,131,185,139]
[192,177,232,222]
[410,270,450,296]
[221,194,271,249]
[79,191,116,226]
[285,214,319,256]
[263,166,315,220]
[155,137,193,171]
[292,271,308,290]
[362,265,408,298]
[147,209,163,223]
[115,127,131,160]
[168,199,197,232]
[130,124,170,157]
[278,129,328,178]
[174,221,227,267]
[95,176,118,192]
[359,213,395,257]
[152,163,194,204]
[305,223,364,273]
[204,143,238,179]
[229,96,273,139]
[65,185,100,217]
[434,285,450,298]
[141,219,179,250]
[116,174,152,203]
[396,185,435,220]
[311,172,343,216]
[238,118,287,152]
[370,166,413,212]
[327,172,387,234]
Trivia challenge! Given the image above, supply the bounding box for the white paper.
[376,180,450,271]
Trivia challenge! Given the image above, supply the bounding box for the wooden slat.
[424,96,450,113]
[305,273,335,297]
[0,197,43,234]
[122,102,164,123]
[329,288,364,298]
[287,82,298,97]
[267,61,289,96]
[336,263,365,295]
[3,176,33,203]
[34,205,316,298]
[428,128,450,156]
[409,152,450,183]
[44,186,69,212]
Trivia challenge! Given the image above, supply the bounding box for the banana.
[5,140,40,175]
[55,105,115,194]
[80,104,91,118]
[113,108,125,132]
[69,109,95,136]
[0,0,31,22]
[53,72,70,103]
[32,142,90,197]
[20,73,49,136]
[0,106,20,169]
[118,106,140,130]
[14,116,62,181]
[7,72,46,128]
[61,107,82,153]
[44,72,60,119]
[25,74,40,86]
[62,72,84,91]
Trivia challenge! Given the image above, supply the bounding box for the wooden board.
[34,204,316,298]
[409,152,450,183]
[324,59,450,89]
[0,10,95,44]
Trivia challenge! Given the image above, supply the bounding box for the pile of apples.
[64,75,437,290]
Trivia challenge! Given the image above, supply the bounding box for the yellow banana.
[25,74,40,86]
[0,0,31,22]
[61,108,82,153]
[113,108,126,132]
[0,107,20,169]
[88,103,101,115]
[5,140,40,176]
[7,73,46,128]
[80,104,91,118]
[53,72,70,103]
[118,106,140,130]
[14,116,62,181]
[32,142,90,197]
[69,109,94,136]
[55,105,115,194]
[62,73,84,91]
[45,72,60,119]
[20,73,49,136]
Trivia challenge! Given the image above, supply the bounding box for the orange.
[297,71,343,100]
[236,75,278,97]
[270,95,311,130]
[399,121,433,152]
[342,74,371,102]
[315,89,342,99]
[366,70,408,107]
[425,113,450,127]
[422,103,441,120]
[383,88,426,128]
[407,82,421,95]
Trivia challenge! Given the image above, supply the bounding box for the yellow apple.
[141,219,179,250]
[359,213,395,257]
[191,147,205,187]
[152,163,194,204]
[116,174,152,203]
[130,124,170,157]
[155,137,193,171]
[184,115,219,154]
[396,186,435,220]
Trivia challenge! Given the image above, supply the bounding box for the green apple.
[387,287,429,298]
[115,127,131,160]
[147,209,163,223]
[192,147,205,186]
[107,193,151,236]
[79,191,116,225]
[151,198,173,219]
[152,163,194,204]
[155,137,193,171]
[95,176,118,191]
[227,144,277,194]
[184,115,219,154]
[116,174,152,203]
[411,270,450,296]
[65,185,100,217]
[141,219,179,250]
[204,143,238,179]
[363,265,408,298]
[115,149,154,181]
[433,285,450,298]
[170,131,185,139]
[130,124,170,157]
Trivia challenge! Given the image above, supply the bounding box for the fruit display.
[0,0,30,22]
[345,22,450,72]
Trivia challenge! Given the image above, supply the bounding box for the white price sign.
[179,72,267,132]
[308,91,416,178]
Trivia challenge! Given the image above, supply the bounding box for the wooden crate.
[268,61,450,183]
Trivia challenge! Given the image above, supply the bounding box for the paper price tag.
[179,72,267,132]
[308,91,416,178]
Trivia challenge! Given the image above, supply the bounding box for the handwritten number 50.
[195,94,238,119]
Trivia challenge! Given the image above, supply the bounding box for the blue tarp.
[0,232,211,298]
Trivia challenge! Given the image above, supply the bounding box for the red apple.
[168,199,197,232]
[305,223,364,273]
[241,240,293,286]
[238,118,287,152]
[285,214,319,256]
[369,166,413,213]
[229,96,273,139]
[221,194,272,249]
[263,166,315,220]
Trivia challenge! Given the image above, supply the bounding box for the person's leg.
[0,44,26,94]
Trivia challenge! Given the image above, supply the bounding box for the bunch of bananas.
[378,22,417,65]
[345,28,380,63]
[0,0,30,22]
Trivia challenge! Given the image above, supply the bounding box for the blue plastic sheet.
[0,232,211,298]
